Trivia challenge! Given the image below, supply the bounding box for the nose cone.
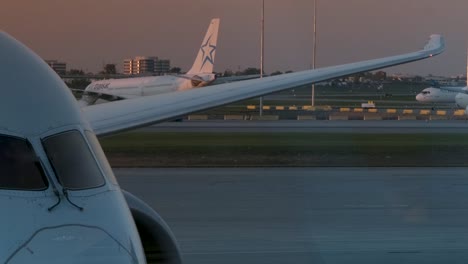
[7,225,137,263]
[416,93,423,101]
[0,32,85,136]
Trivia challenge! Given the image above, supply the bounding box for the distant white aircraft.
[0,31,443,263]
[416,53,467,104]
[415,86,461,103]
[79,18,220,106]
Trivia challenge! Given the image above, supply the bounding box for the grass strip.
[100,132,467,167]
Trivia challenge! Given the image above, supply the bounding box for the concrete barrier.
[430,115,448,120]
[188,115,208,120]
[224,115,245,120]
[329,114,348,120]
[250,115,279,121]
[297,115,316,120]
[364,114,382,120]
[398,115,416,120]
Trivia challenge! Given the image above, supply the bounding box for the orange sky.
[1,0,467,75]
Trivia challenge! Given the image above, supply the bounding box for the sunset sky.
[2,0,468,76]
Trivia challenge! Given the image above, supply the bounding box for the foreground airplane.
[0,31,443,263]
[79,18,220,106]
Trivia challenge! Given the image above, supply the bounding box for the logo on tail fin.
[200,35,216,71]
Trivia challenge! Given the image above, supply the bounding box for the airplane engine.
[123,190,182,264]
[455,93,468,109]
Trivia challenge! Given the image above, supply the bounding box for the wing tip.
[424,34,445,54]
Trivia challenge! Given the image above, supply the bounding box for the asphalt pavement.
[116,167,468,264]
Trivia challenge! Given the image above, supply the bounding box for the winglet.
[423,34,445,55]
[187,18,220,75]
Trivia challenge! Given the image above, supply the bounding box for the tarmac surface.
[140,120,468,133]
[116,167,468,264]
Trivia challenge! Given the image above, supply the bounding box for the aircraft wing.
[83,34,445,137]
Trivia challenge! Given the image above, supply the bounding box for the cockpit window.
[0,136,48,190]
[42,130,105,190]
[422,91,430,95]
[84,131,118,185]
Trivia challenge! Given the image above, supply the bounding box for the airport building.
[123,56,171,75]
[45,60,67,75]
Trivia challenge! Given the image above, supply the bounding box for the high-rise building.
[45,60,67,75]
[123,56,171,75]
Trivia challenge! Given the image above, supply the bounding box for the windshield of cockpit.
[0,135,47,190]
[42,130,105,190]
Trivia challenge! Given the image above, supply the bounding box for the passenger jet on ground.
[79,18,220,106]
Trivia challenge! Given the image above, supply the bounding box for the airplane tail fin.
[187,18,220,75]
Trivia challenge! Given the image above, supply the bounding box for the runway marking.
[182,250,320,255]
[344,204,409,208]
[388,250,421,254]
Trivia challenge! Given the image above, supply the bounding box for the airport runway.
[139,120,468,133]
[116,167,468,264]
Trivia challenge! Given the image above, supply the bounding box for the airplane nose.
[416,93,423,101]
[7,225,137,263]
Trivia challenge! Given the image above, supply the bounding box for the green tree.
[169,67,181,74]
[270,71,283,76]
[100,64,117,75]
[65,79,91,89]
[223,69,234,77]
[242,67,261,75]
[68,69,85,75]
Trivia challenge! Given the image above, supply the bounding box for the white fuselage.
[0,32,145,262]
[81,73,215,106]
[415,87,459,103]
[86,75,193,99]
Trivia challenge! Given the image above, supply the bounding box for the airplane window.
[84,130,118,185]
[0,135,48,190]
[42,130,105,190]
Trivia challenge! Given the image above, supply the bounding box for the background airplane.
[79,18,220,106]
[416,86,460,103]
[416,53,468,103]
[0,32,443,263]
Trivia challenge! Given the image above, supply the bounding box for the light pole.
[312,0,318,107]
[260,0,265,116]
